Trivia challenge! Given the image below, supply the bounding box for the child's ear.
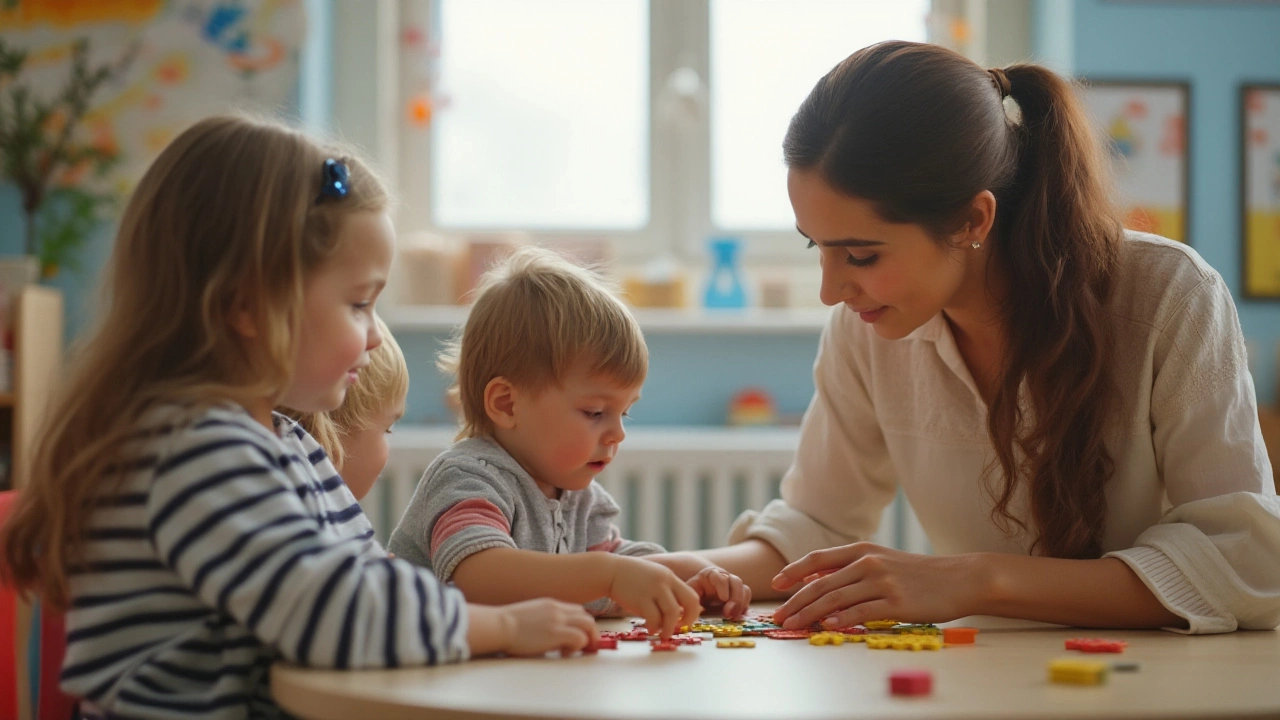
[228,291,259,339]
[484,377,518,430]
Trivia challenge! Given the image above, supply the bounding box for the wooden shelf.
[8,285,63,490]
[381,305,831,334]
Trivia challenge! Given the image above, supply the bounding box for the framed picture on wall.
[1079,79,1191,244]
[1242,83,1280,300]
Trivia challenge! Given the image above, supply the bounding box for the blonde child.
[0,116,595,719]
[388,247,751,639]
[286,314,405,500]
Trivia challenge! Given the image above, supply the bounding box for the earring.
[971,241,982,250]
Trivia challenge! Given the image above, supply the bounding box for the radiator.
[363,426,930,554]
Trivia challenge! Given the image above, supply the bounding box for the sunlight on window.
[711,0,929,230]
[433,0,648,229]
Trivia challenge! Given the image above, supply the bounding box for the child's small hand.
[686,566,752,619]
[498,598,598,657]
[608,556,702,639]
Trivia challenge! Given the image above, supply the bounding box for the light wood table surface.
[272,610,1280,720]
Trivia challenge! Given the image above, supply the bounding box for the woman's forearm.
[697,540,791,600]
[977,553,1186,629]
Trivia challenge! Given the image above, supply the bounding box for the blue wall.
[1036,0,1280,406]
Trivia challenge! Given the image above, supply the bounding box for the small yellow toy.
[710,626,744,637]
[864,620,901,630]
[716,639,756,649]
[1048,659,1109,685]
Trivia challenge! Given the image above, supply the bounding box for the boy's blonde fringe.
[438,245,647,440]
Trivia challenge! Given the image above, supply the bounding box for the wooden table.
[272,611,1280,720]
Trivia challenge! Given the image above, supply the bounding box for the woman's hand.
[770,542,984,630]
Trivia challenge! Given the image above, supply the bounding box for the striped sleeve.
[283,417,380,550]
[146,418,469,669]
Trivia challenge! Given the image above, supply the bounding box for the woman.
[700,41,1279,634]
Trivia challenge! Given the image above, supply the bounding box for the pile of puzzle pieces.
[592,613,977,654]
[589,614,1138,696]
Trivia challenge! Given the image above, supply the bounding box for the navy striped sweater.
[63,404,469,719]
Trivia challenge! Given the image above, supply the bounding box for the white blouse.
[729,233,1280,634]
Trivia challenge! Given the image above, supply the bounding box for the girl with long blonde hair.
[0,115,595,719]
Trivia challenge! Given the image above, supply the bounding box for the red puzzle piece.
[889,669,933,696]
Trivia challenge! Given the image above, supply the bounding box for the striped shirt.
[64,404,469,719]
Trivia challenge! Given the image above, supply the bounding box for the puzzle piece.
[649,639,679,652]
[1048,658,1109,685]
[864,620,902,630]
[763,629,813,640]
[889,669,933,696]
[809,631,846,646]
[942,627,978,645]
[583,636,618,653]
[893,624,940,635]
[600,629,651,642]
[1066,638,1127,653]
[866,634,943,651]
[716,639,756,648]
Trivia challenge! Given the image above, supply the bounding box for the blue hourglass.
[703,236,748,309]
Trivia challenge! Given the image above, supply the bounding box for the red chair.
[1,490,77,720]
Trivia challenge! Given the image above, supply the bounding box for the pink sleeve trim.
[431,498,511,555]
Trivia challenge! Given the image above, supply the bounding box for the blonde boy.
[388,246,749,637]
[289,315,406,500]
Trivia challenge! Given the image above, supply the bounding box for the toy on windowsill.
[727,387,776,427]
[704,236,748,309]
[623,254,687,308]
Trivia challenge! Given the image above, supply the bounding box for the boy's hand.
[608,556,701,638]
[686,566,752,619]
[498,598,598,657]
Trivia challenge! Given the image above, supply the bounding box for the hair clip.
[317,158,350,201]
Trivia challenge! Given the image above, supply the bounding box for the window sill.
[380,305,830,334]
[390,423,801,452]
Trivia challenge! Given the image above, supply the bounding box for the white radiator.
[363,426,930,554]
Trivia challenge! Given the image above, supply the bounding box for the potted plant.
[0,36,133,278]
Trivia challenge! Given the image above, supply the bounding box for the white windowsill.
[381,305,830,334]
[390,424,801,453]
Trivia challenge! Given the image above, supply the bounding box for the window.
[710,0,929,230]
[406,0,931,259]
[431,0,648,229]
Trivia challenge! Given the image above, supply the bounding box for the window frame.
[395,0,981,266]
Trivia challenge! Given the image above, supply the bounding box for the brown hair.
[286,314,408,468]
[784,41,1122,559]
[1,114,389,607]
[439,245,648,440]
